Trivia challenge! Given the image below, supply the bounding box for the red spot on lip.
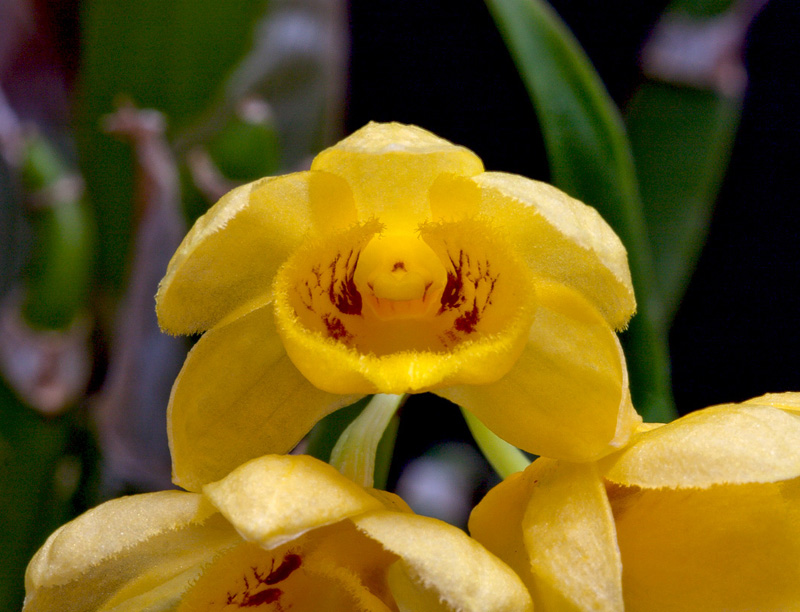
[323,314,351,341]
[439,250,466,313]
[240,588,282,607]
[454,303,480,333]
[263,554,301,585]
[231,553,302,608]
[330,250,362,315]
[392,261,406,271]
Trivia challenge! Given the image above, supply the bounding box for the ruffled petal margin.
[24,492,238,612]
[468,172,635,330]
[157,170,358,335]
[355,511,533,612]
[602,402,800,489]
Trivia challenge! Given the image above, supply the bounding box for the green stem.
[305,396,372,462]
[329,394,406,488]
[20,135,94,330]
[461,408,530,479]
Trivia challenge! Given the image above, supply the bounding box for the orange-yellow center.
[353,233,447,321]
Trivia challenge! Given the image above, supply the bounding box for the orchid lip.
[280,221,529,358]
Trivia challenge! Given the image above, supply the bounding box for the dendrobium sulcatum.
[23,454,532,612]
[156,121,641,490]
[469,393,800,612]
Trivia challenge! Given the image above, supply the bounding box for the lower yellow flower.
[469,393,800,612]
[156,121,640,491]
[24,454,531,612]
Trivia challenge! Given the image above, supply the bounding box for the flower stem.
[330,394,407,488]
[461,408,530,479]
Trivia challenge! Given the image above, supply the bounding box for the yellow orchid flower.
[24,454,532,612]
[469,393,800,612]
[156,121,640,491]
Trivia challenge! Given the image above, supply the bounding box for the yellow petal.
[168,304,361,492]
[273,217,536,394]
[386,561,450,612]
[311,122,484,231]
[743,391,800,415]
[602,403,800,489]
[302,520,399,610]
[463,172,635,330]
[468,470,537,592]
[439,280,640,460]
[24,492,238,612]
[156,171,356,335]
[523,460,624,612]
[611,478,800,611]
[203,455,384,550]
[365,488,414,513]
[354,511,533,612]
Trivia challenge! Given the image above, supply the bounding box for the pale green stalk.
[462,408,531,479]
[330,394,407,488]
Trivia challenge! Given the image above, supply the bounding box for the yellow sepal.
[311,122,484,231]
[470,172,636,330]
[602,402,800,488]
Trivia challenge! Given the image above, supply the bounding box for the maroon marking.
[329,251,363,316]
[454,303,480,334]
[323,314,351,341]
[311,264,323,286]
[483,275,498,312]
[299,281,315,312]
[439,250,466,313]
[240,588,282,607]
[392,261,406,271]
[263,554,302,585]
[227,553,302,609]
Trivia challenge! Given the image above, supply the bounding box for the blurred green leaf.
[77,0,269,293]
[20,136,94,331]
[627,83,741,323]
[484,0,676,421]
[0,383,71,612]
[207,109,281,183]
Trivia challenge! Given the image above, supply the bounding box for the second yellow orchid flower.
[469,393,800,611]
[157,121,640,490]
[24,454,531,612]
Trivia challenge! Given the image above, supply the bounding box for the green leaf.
[627,83,741,323]
[484,0,676,421]
[77,0,269,293]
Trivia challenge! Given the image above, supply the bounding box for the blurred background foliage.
[1,0,796,609]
